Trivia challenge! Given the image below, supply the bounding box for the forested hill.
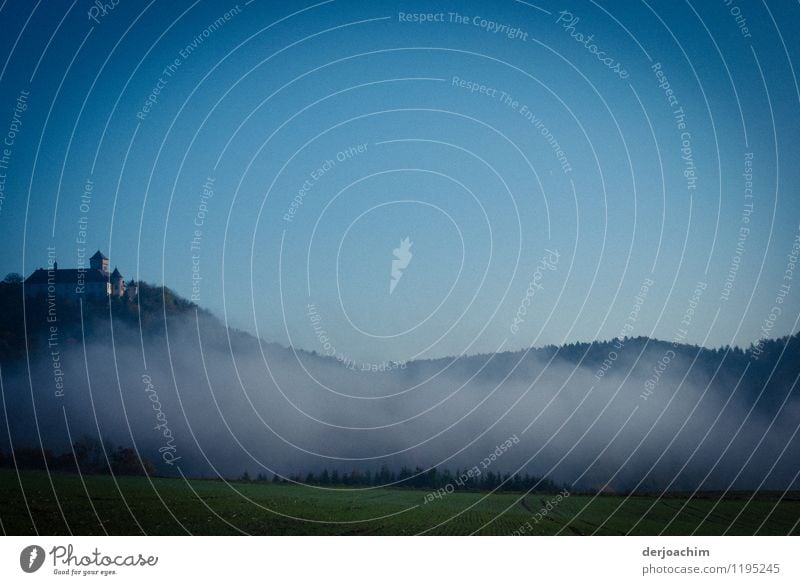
[2,272,799,396]
[1,273,798,489]
[0,277,257,365]
[418,331,800,406]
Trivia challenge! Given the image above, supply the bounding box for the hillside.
[0,278,257,364]
[0,277,798,493]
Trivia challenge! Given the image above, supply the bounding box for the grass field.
[1,470,798,535]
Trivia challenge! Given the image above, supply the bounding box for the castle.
[24,250,137,301]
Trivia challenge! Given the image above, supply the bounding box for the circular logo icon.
[19,545,45,573]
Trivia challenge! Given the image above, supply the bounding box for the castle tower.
[110,267,125,297]
[90,250,109,273]
[126,279,138,300]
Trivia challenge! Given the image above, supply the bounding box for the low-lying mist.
[2,311,798,493]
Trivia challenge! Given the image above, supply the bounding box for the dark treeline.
[0,436,154,476]
[244,465,562,493]
[1,438,562,493]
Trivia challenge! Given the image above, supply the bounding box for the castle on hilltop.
[24,250,137,301]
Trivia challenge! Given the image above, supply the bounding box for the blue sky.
[1,0,799,362]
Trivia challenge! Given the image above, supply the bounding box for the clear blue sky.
[1,0,799,362]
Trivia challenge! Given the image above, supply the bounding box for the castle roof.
[91,250,108,260]
[111,267,123,281]
[24,268,109,285]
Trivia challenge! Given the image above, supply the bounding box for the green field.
[1,470,798,535]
